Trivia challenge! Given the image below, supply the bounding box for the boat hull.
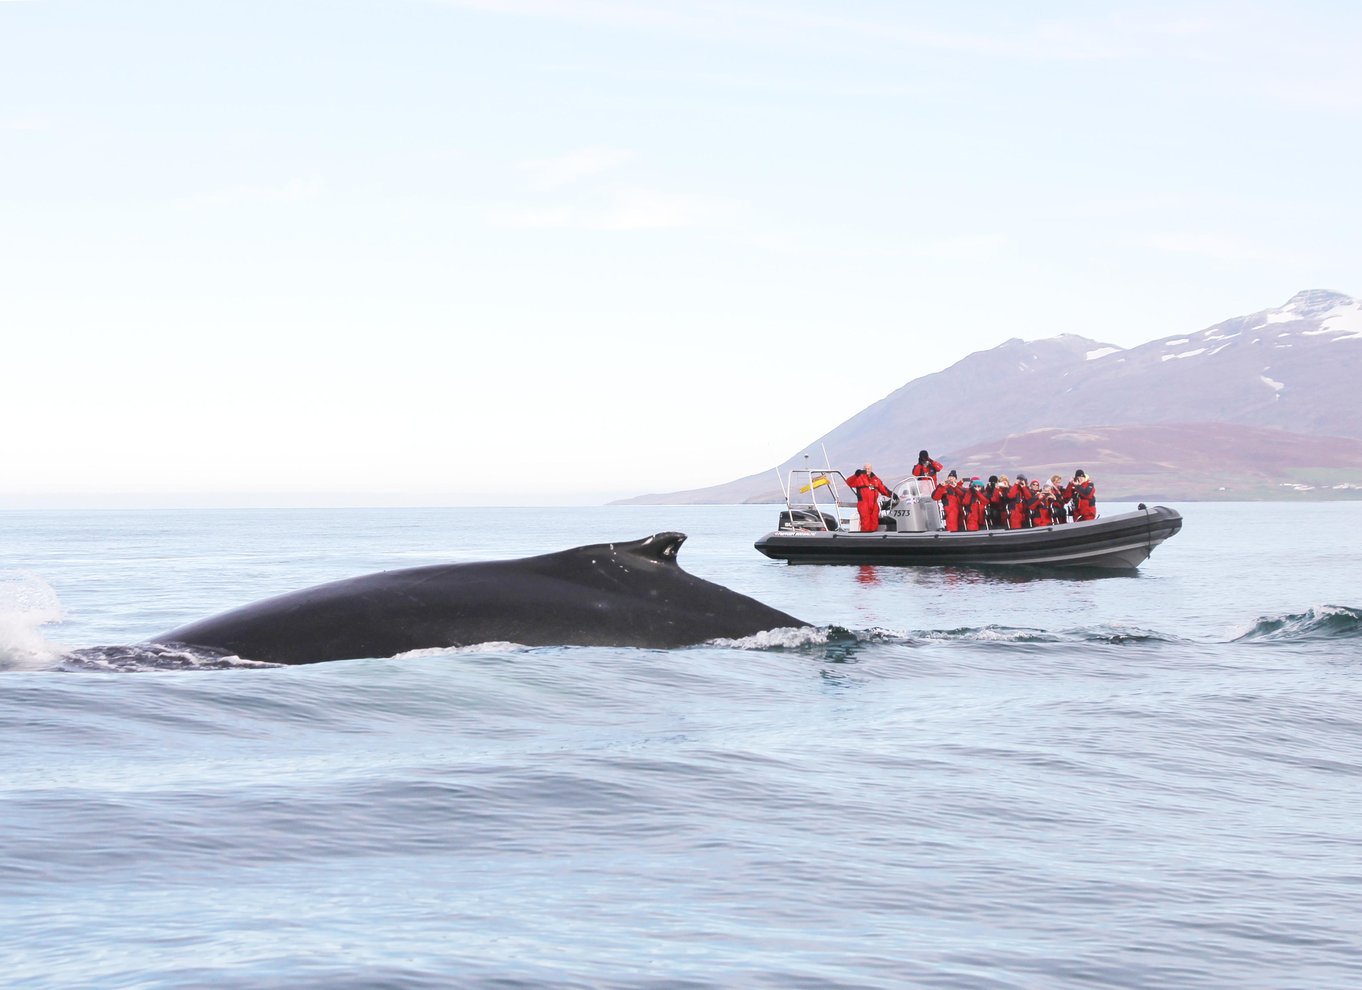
[754,506,1183,570]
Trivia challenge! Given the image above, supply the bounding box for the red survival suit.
[1063,476,1097,521]
[912,456,944,488]
[846,468,892,532]
[961,483,988,531]
[1024,487,1053,527]
[985,482,1008,530]
[932,478,964,532]
[1005,481,1030,529]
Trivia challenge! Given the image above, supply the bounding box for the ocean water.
[2,502,1360,989]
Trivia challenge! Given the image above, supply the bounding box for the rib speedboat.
[754,470,1182,570]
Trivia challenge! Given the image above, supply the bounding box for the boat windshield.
[891,476,935,499]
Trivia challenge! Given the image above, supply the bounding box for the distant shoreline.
[3,491,1360,512]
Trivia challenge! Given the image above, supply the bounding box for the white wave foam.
[0,572,66,671]
[63,644,278,673]
[706,625,913,649]
[1229,604,1361,642]
[391,642,532,659]
[916,625,1051,643]
[707,625,836,649]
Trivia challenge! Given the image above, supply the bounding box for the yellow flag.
[798,474,831,494]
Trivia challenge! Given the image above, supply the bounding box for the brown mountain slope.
[949,423,1362,500]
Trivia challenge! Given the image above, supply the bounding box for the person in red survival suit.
[984,475,1007,530]
[1062,469,1097,521]
[932,472,964,532]
[991,475,1013,528]
[1005,474,1030,529]
[912,450,944,488]
[845,463,892,532]
[962,479,989,531]
[1025,479,1054,527]
[1047,475,1070,524]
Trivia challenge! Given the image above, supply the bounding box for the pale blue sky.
[3,1,1359,505]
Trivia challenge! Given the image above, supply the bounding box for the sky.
[2,0,1360,507]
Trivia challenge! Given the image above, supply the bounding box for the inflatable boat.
[754,470,1182,570]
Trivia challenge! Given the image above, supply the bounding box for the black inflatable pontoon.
[755,471,1182,570]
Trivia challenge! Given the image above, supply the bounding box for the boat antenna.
[820,443,832,471]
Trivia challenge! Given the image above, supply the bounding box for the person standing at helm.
[845,463,892,533]
[912,450,944,488]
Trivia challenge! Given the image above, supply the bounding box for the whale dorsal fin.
[627,532,686,562]
[536,532,688,571]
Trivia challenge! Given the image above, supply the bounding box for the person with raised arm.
[932,470,964,532]
[912,450,944,488]
[845,462,893,533]
[1005,474,1030,529]
[1062,469,1097,521]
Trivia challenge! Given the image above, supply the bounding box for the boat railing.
[777,469,858,532]
[777,470,944,533]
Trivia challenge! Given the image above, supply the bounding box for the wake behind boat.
[755,470,1182,570]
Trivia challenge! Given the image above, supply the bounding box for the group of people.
[914,450,1096,532]
[844,451,1097,534]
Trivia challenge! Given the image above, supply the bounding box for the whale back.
[150,533,805,664]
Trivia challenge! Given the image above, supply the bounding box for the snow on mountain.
[1008,289,1362,443]
[619,290,1362,503]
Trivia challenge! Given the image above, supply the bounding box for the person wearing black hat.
[984,475,1007,529]
[912,450,943,488]
[1062,470,1097,521]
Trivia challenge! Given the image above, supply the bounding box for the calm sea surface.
[2,503,1360,989]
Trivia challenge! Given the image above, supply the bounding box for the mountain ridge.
[619,290,1362,503]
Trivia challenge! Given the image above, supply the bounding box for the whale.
[145,532,807,664]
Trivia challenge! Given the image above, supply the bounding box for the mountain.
[621,290,1362,503]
